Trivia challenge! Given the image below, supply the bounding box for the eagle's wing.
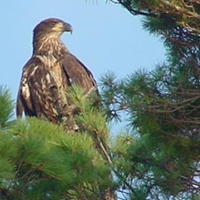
[17,53,98,125]
[16,57,62,123]
[62,53,97,93]
[17,58,36,117]
[60,53,99,132]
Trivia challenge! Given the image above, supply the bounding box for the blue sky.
[1,0,165,112]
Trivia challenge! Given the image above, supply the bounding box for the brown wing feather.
[16,57,63,123]
[17,52,98,125]
[16,90,24,116]
[17,58,36,117]
[62,53,97,93]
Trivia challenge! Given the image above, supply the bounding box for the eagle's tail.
[16,90,24,117]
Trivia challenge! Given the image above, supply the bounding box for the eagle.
[16,18,97,131]
[16,18,116,200]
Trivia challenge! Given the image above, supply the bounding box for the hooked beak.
[63,22,73,34]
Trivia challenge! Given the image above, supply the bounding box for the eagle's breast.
[35,52,69,116]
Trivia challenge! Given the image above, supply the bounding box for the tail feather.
[16,90,24,117]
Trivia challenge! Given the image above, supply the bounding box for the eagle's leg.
[62,104,79,132]
[62,87,98,133]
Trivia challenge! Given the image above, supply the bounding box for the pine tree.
[2,1,200,199]
[0,86,116,200]
[100,0,200,199]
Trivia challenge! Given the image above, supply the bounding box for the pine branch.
[157,0,200,19]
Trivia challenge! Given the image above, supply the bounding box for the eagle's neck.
[33,34,68,61]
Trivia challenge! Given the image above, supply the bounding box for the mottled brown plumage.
[16,18,97,131]
[16,18,116,200]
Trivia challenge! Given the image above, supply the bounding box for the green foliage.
[2,0,200,199]
[101,1,200,199]
[100,72,127,121]
[101,64,200,199]
[0,87,115,200]
[0,86,14,128]
[67,85,109,147]
[0,117,114,199]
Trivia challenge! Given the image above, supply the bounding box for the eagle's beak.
[63,22,73,34]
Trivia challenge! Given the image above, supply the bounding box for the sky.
[0,0,166,117]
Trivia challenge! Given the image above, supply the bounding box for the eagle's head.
[33,18,73,39]
[33,18,73,55]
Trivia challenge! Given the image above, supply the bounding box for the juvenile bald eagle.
[16,18,116,200]
[16,18,97,131]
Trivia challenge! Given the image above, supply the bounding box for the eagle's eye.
[51,22,56,26]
